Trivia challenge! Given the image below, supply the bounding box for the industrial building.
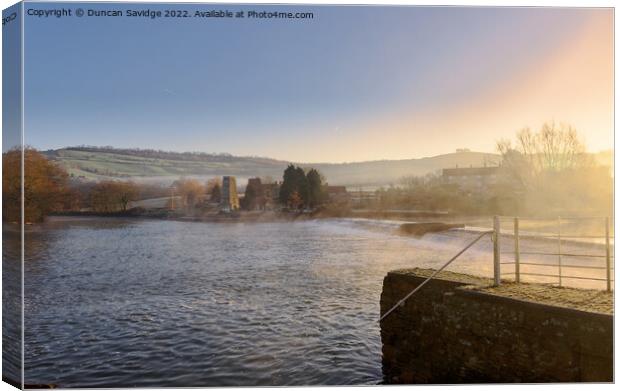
[220,176,240,212]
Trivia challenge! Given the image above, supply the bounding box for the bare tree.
[497,121,591,188]
[173,178,205,208]
[206,178,222,203]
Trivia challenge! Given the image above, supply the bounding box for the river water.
[3,217,611,387]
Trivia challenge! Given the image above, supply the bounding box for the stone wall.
[380,269,613,383]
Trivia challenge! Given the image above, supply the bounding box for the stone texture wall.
[380,270,613,383]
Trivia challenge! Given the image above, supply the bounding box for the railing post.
[514,217,520,283]
[605,217,611,292]
[493,215,501,286]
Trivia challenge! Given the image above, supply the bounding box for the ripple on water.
[16,217,608,386]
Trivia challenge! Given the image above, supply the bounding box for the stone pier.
[380,268,613,383]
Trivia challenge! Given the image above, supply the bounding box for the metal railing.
[493,216,614,291]
[379,215,613,322]
[379,230,493,322]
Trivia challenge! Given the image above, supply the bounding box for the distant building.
[244,177,281,210]
[442,166,501,192]
[261,182,281,210]
[220,176,240,211]
[244,178,265,210]
[246,178,262,189]
[326,185,350,204]
[350,189,378,206]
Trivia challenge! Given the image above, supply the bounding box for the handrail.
[496,216,610,221]
[378,230,493,323]
[518,251,611,258]
[497,215,613,291]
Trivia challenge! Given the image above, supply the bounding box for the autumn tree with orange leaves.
[173,178,205,208]
[90,181,139,212]
[3,147,70,223]
[288,190,303,210]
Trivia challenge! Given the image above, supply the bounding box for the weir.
[379,268,613,383]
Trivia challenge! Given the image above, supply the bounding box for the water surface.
[16,217,609,387]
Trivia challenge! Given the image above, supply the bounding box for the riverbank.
[50,209,305,223]
[49,208,458,225]
[45,211,472,237]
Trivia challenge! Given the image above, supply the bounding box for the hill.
[43,147,286,181]
[43,146,503,187]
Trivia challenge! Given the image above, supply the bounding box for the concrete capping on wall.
[380,269,613,384]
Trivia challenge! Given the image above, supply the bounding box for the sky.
[2,2,22,151]
[18,3,614,163]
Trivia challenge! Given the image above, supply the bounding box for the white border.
[0,2,616,391]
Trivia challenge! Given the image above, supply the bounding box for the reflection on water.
[21,217,611,387]
[2,225,22,385]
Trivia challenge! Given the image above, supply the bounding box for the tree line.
[2,148,226,222]
[3,122,611,222]
[375,122,612,217]
[278,165,328,210]
[2,155,333,220]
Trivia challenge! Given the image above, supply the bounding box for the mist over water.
[14,217,611,387]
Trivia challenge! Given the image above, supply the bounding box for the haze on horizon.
[19,5,613,163]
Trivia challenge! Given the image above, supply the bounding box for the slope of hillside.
[313,152,500,186]
[45,147,501,186]
[44,148,287,180]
